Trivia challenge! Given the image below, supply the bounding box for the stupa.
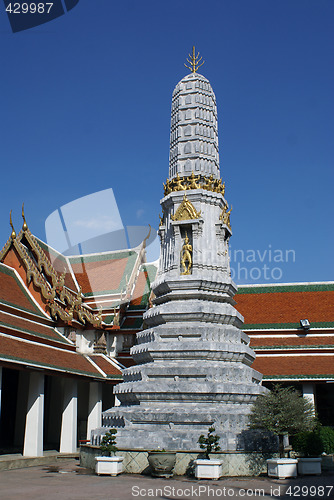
[92,48,266,451]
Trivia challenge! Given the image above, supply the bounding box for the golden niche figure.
[180,232,192,275]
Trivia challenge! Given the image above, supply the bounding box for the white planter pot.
[194,459,223,479]
[95,456,124,476]
[298,458,322,475]
[267,459,298,479]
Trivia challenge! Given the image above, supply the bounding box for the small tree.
[100,429,118,456]
[198,426,221,459]
[248,385,316,457]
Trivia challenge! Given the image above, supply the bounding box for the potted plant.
[148,448,176,478]
[95,429,124,476]
[248,385,316,479]
[292,430,323,475]
[194,427,223,479]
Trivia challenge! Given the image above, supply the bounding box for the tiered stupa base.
[91,278,266,451]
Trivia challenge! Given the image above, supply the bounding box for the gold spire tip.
[10,210,16,239]
[184,46,205,74]
[22,202,28,231]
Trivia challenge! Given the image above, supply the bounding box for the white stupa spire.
[169,51,220,180]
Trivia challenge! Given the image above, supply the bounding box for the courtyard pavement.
[0,459,333,500]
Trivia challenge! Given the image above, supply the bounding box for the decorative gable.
[171,194,201,221]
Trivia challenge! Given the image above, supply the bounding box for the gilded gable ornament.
[171,194,201,221]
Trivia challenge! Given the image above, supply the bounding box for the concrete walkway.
[0,459,333,500]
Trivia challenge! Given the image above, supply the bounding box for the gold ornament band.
[164,172,225,196]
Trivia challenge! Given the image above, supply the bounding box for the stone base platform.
[80,444,277,477]
[0,451,79,471]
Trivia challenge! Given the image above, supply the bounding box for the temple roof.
[128,263,158,310]
[68,249,140,298]
[236,282,334,329]
[235,282,334,381]
[0,263,45,317]
[252,355,334,381]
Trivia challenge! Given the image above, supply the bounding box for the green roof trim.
[244,321,334,330]
[141,264,158,306]
[121,317,143,330]
[105,374,123,380]
[103,315,114,325]
[0,265,45,317]
[238,283,334,294]
[128,304,147,311]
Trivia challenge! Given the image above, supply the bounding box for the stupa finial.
[184,46,204,74]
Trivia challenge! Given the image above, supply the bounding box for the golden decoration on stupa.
[184,46,205,74]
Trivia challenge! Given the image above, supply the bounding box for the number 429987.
[6,3,53,14]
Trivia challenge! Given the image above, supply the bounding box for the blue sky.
[0,0,333,284]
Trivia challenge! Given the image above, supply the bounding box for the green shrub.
[100,429,118,456]
[316,426,334,454]
[248,385,317,457]
[198,427,221,459]
[292,431,324,457]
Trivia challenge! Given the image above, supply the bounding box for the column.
[23,372,44,457]
[60,378,77,453]
[86,382,102,441]
[303,382,316,413]
[0,367,2,421]
[14,371,29,447]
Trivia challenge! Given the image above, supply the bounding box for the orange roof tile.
[0,310,71,346]
[253,355,334,378]
[0,264,43,316]
[69,251,138,296]
[251,336,334,348]
[236,285,334,328]
[0,333,103,377]
[90,355,123,378]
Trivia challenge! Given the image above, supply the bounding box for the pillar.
[86,382,102,441]
[14,371,29,447]
[23,372,44,457]
[303,382,316,413]
[60,378,77,453]
[0,367,2,421]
